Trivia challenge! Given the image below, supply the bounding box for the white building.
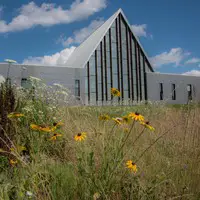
[0,9,200,105]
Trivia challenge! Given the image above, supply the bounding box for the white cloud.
[182,70,200,76]
[150,48,190,68]
[23,46,76,66]
[0,0,107,33]
[131,24,147,37]
[58,18,104,46]
[185,57,200,65]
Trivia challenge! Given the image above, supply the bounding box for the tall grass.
[0,80,200,200]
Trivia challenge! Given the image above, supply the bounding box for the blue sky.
[0,0,200,75]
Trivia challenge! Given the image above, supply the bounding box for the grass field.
[0,80,200,200]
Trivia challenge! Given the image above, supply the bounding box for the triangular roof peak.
[66,8,153,71]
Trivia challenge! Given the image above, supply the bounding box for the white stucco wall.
[0,63,86,104]
[147,72,200,104]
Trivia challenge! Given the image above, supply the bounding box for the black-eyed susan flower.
[129,112,144,122]
[30,124,54,132]
[53,121,64,127]
[126,160,137,173]
[7,112,24,118]
[74,132,87,142]
[112,117,123,125]
[111,88,120,97]
[122,115,131,124]
[30,124,41,131]
[50,133,62,141]
[140,121,155,131]
[39,125,53,132]
[99,114,110,121]
[9,159,18,167]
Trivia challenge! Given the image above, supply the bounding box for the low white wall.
[147,72,200,104]
[0,63,86,103]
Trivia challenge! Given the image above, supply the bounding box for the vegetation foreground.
[0,79,200,200]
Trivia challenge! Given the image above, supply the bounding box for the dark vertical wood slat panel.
[138,48,142,100]
[126,23,130,99]
[109,28,113,100]
[119,14,124,100]
[116,17,120,101]
[104,36,108,101]
[143,56,148,101]
[134,42,139,101]
[87,61,90,102]
[100,41,104,101]
[129,31,134,101]
[95,50,98,101]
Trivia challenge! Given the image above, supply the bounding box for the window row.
[159,83,193,101]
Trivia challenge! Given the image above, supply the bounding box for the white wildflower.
[53,83,64,88]
[29,76,42,82]
[4,59,17,63]
[26,191,33,197]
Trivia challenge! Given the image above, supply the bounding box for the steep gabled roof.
[66,8,154,71]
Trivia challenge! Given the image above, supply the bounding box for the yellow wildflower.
[10,159,18,167]
[140,121,155,131]
[7,112,24,118]
[129,112,144,121]
[53,121,64,127]
[30,124,54,132]
[99,114,110,121]
[50,133,62,141]
[74,132,87,142]
[39,125,53,132]
[112,117,123,125]
[111,88,120,97]
[30,124,41,131]
[126,160,137,173]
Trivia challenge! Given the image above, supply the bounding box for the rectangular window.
[159,83,163,100]
[21,78,31,89]
[172,84,176,100]
[75,80,80,98]
[187,84,192,101]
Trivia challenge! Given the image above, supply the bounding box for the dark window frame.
[138,48,142,101]
[129,30,134,101]
[87,62,90,102]
[134,42,139,101]
[100,41,104,101]
[143,57,148,101]
[119,14,124,100]
[159,83,163,100]
[109,28,113,100]
[187,84,192,101]
[104,36,108,101]
[95,50,98,101]
[75,79,81,98]
[116,17,121,102]
[172,83,176,100]
[125,22,131,99]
